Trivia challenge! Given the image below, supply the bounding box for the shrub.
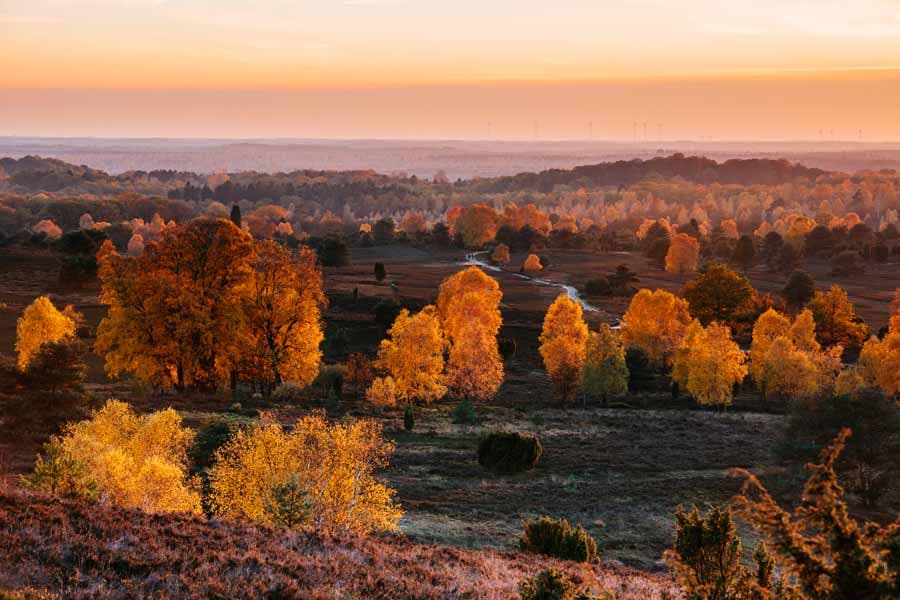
[478,431,542,474]
[367,376,398,407]
[664,505,772,599]
[315,364,346,400]
[498,337,517,360]
[518,569,604,600]
[781,389,900,506]
[271,382,308,404]
[374,262,386,281]
[373,298,402,330]
[451,398,478,425]
[520,516,598,563]
[403,405,414,431]
[583,277,610,296]
[263,473,312,528]
[23,437,97,500]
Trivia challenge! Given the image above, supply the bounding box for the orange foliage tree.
[96,218,255,391]
[621,288,692,366]
[672,321,747,407]
[375,306,447,403]
[665,233,700,274]
[539,294,589,402]
[523,254,543,271]
[454,204,499,247]
[436,267,504,400]
[807,285,869,350]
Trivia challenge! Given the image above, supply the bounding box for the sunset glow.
[3,0,900,138]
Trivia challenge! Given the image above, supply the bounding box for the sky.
[2,0,900,139]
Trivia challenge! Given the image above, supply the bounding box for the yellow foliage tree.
[621,288,692,366]
[672,321,747,407]
[239,241,326,390]
[750,308,839,398]
[57,399,201,514]
[858,332,900,396]
[15,296,77,370]
[436,267,504,400]
[523,254,543,271]
[376,306,447,403]
[758,337,821,400]
[582,324,629,404]
[209,413,402,536]
[665,232,700,275]
[807,285,868,349]
[539,294,589,402]
[366,376,398,407]
[890,288,900,332]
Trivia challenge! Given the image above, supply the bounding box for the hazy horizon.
[4,0,900,140]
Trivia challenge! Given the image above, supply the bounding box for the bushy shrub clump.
[519,516,598,563]
[518,569,607,600]
[477,431,541,474]
[451,398,478,425]
[271,383,308,404]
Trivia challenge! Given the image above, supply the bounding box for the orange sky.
[3,0,900,139]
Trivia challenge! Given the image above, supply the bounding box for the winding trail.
[463,251,599,312]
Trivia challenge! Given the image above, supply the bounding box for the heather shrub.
[478,431,542,474]
[520,516,598,563]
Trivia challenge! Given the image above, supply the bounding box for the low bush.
[271,382,308,404]
[519,516,598,563]
[451,398,478,425]
[478,431,542,474]
[518,569,606,600]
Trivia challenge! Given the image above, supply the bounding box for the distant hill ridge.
[1,153,833,195]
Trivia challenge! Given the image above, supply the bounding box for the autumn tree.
[808,285,868,350]
[491,243,511,265]
[681,263,755,326]
[665,232,700,275]
[582,324,628,405]
[365,376,398,407]
[539,294,589,402]
[750,308,840,399]
[346,353,374,397]
[621,288,692,366]
[37,399,202,514]
[237,241,326,392]
[782,270,816,312]
[375,306,447,403]
[857,331,900,396]
[454,204,499,247]
[96,218,254,390]
[523,254,543,271]
[15,296,77,370]
[672,321,747,407]
[209,413,402,536]
[436,267,504,400]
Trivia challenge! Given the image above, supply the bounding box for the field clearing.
[2,242,897,570]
